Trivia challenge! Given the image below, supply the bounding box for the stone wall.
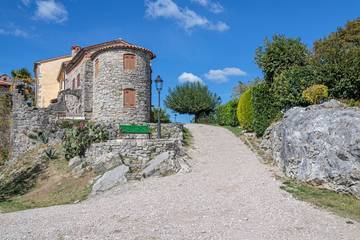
[83,138,183,175]
[91,49,152,124]
[149,123,183,140]
[9,92,59,164]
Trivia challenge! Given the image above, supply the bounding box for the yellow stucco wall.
[36,56,72,108]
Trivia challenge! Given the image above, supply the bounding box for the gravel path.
[1,124,359,240]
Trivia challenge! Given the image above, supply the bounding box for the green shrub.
[237,88,254,131]
[216,99,239,127]
[252,82,282,136]
[302,84,329,104]
[63,121,109,160]
[272,66,316,109]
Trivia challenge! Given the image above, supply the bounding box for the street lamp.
[154,75,163,139]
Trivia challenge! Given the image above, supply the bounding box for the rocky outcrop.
[261,100,360,198]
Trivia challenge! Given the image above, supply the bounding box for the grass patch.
[182,127,193,147]
[281,179,360,222]
[0,158,93,213]
[223,126,243,137]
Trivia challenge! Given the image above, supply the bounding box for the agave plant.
[63,121,109,160]
[43,147,58,160]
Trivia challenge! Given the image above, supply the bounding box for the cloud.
[0,27,29,38]
[35,0,68,23]
[21,0,32,6]
[178,72,203,83]
[205,67,247,83]
[191,0,224,13]
[145,0,229,32]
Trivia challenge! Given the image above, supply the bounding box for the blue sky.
[1,0,359,122]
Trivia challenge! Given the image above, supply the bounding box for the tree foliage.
[272,65,317,110]
[252,82,282,136]
[216,99,239,127]
[302,84,329,104]
[11,68,35,106]
[237,88,254,131]
[255,35,310,83]
[150,108,171,123]
[231,78,262,99]
[312,18,360,99]
[165,82,220,122]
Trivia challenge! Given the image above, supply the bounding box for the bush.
[237,88,254,131]
[255,35,310,83]
[272,66,316,110]
[63,121,109,160]
[216,99,239,127]
[252,82,282,136]
[302,84,329,104]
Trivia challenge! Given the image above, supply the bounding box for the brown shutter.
[123,54,136,70]
[77,74,80,87]
[124,89,136,108]
[95,59,99,77]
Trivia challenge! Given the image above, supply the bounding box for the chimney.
[71,45,81,56]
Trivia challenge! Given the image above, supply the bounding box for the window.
[95,59,99,77]
[77,74,80,88]
[72,78,75,89]
[123,54,136,71]
[123,88,136,108]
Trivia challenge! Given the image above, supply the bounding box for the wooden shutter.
[72,78,75,89]
[123,54,136,70]
[77,74,80,87]
[95,59,99,77]
[124,89,136,108]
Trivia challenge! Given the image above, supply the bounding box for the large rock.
[261,100,360,198]
[91,165,129,195]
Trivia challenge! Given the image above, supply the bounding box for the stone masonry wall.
[83,138,183,176]
[9,91,58,164]
[91,49,152,124]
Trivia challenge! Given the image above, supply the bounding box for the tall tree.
[312,18,360,99]
[255,35,310,83]
[11,68,35,106]
[165,82,220,122]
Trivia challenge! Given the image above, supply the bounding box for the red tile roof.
[0,80,11,86]
[65,39,156,72]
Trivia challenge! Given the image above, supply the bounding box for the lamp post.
[154,75,163,139]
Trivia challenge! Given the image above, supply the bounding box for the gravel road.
[0,124,359,240]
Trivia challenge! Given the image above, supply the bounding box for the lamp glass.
[155,75,163,91]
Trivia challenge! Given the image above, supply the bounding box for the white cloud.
[21,0,32,6]
[191,0,224,14]
[35,0,68,23]
[205,67,247,83]
[0,27,29,38]
[145,0,229,32]
[178,72,203,83]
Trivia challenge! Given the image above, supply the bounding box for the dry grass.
[0,157,93,213]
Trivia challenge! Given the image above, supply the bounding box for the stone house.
[36,39,156,124]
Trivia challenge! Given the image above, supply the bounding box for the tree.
[151,108,171,123]
[272,65,317,110]
[231,78,261,99]
[11,68,32,83]
[312,18,360,99]
[11,68,35,106]
[165,82,220,123]
[255,35,310,83]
